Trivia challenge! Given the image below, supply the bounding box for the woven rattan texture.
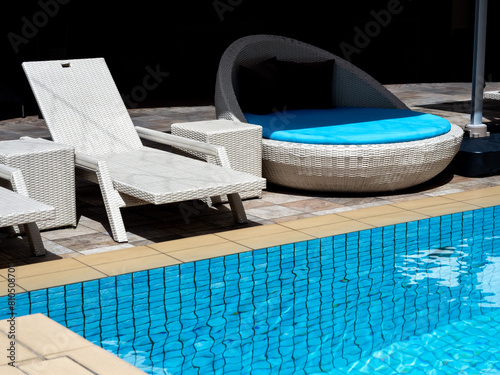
[0,139,76,229]
[171,120,263,199]
[23,58,143,156]
[23,58,266,242]
[215,34,463,192]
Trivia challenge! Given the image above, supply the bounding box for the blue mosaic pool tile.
[3,206,500,374]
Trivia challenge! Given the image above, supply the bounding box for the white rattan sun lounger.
[23,58,266,243]
[0,164,55,256]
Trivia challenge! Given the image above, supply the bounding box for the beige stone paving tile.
[168,242,252,263]
[92,254,181,276]
[281,198,343,212]
[445,186,500,201]
[279,213,351,230]
[19,357,94,375]
[15,267,107,291]
[0,332,39,365]
[0,280,27,297]
[78,243,136,256]
[216,224,291,241]
[425,188,464,197]
[50,232,118,252]
[149,234,229,253]
[357,211,430,227]
[242,199,274,209]
[336,205,405,220]
[272,213,317,223]
[41,225,99,241]
[260,192,312,204]
[412,202,480,217]
[47,346,147,374]
[233,231,315,250]
[0,258,86,279]
[41,240,74,256]
[389,196,455,210]
[0,365,27,374]
[461,195,500,208]
[0,314,91,356]
[298,221,374,238]
[383,193,431,203]
[245,205,304,220]
[76,246,160,266]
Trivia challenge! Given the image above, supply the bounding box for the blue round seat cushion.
[244,107,451,145]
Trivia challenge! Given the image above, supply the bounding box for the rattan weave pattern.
[23,58,266,242]
[484,91,500,100]
[215,35,463,192]
[0,138,76,230]
[0,164,55,255]
[262,125,463,192]
[171,120,263,199]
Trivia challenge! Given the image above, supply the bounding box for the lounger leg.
[95,161,129,243]
[23,223,46,256]
[227,193,247,224]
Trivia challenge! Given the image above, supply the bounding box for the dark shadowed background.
[0,0,498,120]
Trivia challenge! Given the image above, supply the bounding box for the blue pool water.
[2,206,500,374]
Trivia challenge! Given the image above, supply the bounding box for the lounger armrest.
[135,126,232,168]
[75,152,101,171]
[0,164,30,197]
[0,164,19,181]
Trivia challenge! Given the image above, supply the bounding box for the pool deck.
[1,82,500,374]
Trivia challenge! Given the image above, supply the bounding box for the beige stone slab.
[279,214,351,230]
[215,224,291,241]
[357,211,429,227]
[0,365,27,374]
[462,195,500,208]
[168,242,252,263]
[15,268,107,291]
[0,332,39,365]
[41,225,98,241]
[48,345,148,374]
[76,245,160,266]
[445,186,500,201]
[0,259,86,279]
[92,254,181,276]
[336,205,405,220]
[412,202,480,217]
[389,196,455,210]
[0,314,91,357]
[149,234,229,253]
[19,357,94,375]
[299,221,374,238]
[0,281,28,297]
[233,231,315,250]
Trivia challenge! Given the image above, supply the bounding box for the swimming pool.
[2,206,500,374]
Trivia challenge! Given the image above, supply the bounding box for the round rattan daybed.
[215,34,463,192]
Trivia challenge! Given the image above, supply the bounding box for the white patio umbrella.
[465,0,489,137]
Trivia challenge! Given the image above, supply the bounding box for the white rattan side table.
[171,119,263,199]
[0,138,76,230]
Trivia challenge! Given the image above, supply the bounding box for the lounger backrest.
[215,34,408,122]
[23,58,143,156]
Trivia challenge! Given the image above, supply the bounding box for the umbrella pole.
[466,0,489,138]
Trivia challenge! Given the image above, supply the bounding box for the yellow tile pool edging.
[0,314,147,374]
[1,186,499,375]
[1,187,500,295]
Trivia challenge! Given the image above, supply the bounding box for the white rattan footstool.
[0,138,76,230]
[171,119,263,199]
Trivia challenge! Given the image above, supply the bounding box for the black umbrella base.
[452,133,500,177]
